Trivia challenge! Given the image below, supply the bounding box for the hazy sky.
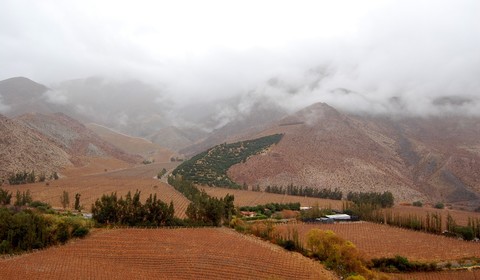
[1,0,480,115]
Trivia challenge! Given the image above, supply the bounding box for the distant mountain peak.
[0,76,48,90]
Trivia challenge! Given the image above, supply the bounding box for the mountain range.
[1,76,479,210]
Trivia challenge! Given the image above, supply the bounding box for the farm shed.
[316,217,335,224]
[325,214,351,221]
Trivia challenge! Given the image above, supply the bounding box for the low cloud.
[43,90,68,105]
[1,0,479,124]
[0,97,10,114]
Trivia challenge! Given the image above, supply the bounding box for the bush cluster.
[371,256,437,272]
[0,207,91,254]
[346,191,394,208]
[91,190,176,227]
[239,202,300,217]
[264,184,343,200]
[168,176,236,226]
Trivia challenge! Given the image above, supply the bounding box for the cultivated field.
[0,228,337,280]
[201,186,344,209]
[392,269,480,280]
[275,222,480,262]
[391,205,480,228]
[4,162,190,218]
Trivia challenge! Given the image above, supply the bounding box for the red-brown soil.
[5,162,190,218]
[391,205,480,228]
[201,186,344,209]
[392,269,480,280]
[0,228,337,280]
[275,222,480,262]
[228,103,480,209]
[86,123,176,162]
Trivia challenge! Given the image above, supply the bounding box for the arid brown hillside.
[0,77,55,116]
[179,104,287,156]
[86,123,176,162]
[0,114,72,179]
[148,125,206,152]
[228,103,480,209]
[17,113,141,166]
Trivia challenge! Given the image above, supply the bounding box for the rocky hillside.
[228,103,480,209]
[179,104,287,157]
[0,77,56,116]
[148,126,207,153]
[17,113,141,166]
[0,114,72,179]
[86,123,176,162]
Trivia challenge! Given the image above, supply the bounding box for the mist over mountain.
[1,1,480,208]
[1,1,479,124]
[228,102,480,209]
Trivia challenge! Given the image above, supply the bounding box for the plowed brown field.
[0,228,337,280]
[201,186,344,209]
[391,269,480,280]
[391,205,480,228]
[4,162,190,218]
[275,222,480,262]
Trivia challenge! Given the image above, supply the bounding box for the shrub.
[371,256,438,272]
[281,240,296,251]
[72,227,89,238]
[453,226,475,241]
[412,201,423,207]
[434,202,445,209]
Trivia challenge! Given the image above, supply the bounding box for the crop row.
[0,228,336,280]
[275,222,480,262]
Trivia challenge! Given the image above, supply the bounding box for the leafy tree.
[157,168,167,179]
[14,190,32,206]
[412,201,423,207]
[306,229,373,278]
[347,191,394,208]
[434,202,445,209]
[74,193,81,211]
[91,192,118,225]
[91,191,176,226]
[61,191,70,209]
[38,173,46,182]
[0,188,12,205]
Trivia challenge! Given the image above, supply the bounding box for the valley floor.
[0,228,337,280]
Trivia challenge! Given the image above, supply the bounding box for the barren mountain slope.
[86,123,176,162]
[179,104,287,156]
[16,113,141,166]
[0,114,72,179]
[0,77,56,116]
[148,125,206,152]
[228,103,480,208]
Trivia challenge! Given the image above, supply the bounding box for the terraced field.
[0,228,337,280]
